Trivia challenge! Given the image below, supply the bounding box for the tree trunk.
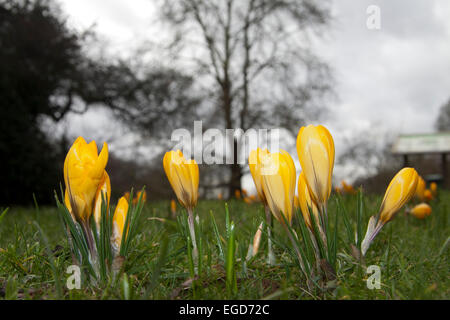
[228,137,242,199]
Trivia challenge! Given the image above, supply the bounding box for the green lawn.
[0,192,448,300]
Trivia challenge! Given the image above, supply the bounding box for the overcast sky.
[57,0,450,187]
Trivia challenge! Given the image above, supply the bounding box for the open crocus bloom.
[64,137,109,224]
[260,150,296,225]
[296,125,335,211]
[163,150,199,210]
[112,196,129,251]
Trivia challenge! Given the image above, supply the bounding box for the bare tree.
[435,97,450,132]
[158,0,333,197]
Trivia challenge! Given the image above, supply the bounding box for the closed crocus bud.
[342,181,356,195]
[133,190,147,206]
[249,148,270,205]
[410,203,432,219]
[414,176,426,201]
[362,167,419,256]
[430,182,438,196]
[379,168,419,224]
[260,150,296,225]
[170,199,177,215]
[64,137,109,224]
[93,171,111,228]
[424,189,433,202]
[163,150,199,210]
[297,171,320,230]
[296,125,335,210]
[112,197,129,251]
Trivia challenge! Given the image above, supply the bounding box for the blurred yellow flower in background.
[170,199,177,216]
[409,203,432,219]
[424,189,433,202]
[430,182,438,196]
[133,190,147,205]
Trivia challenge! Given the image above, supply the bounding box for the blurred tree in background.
[0,0,86,205]
[158,0,333,197]
[0,0,199,205]
[435,97,450,132]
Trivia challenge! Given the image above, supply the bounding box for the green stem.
[265,205,275,265]
[187,208,198,271]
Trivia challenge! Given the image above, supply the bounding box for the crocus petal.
[297,171,320,229]
[112,196,129,250]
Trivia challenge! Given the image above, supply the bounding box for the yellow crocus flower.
[248,148,269,205]
[430,182,437,196]
[297,171,320,230]
[379,167,419,224]
[92,172,111,228]
[64,137,109,224]
[362,167,419,256]
[296,125,335,210]
[260,150,296,225]
[163,150,199,210]
[424,189,433,202]
[409,203,432,219]
[133,190,147,205]
[170,199,177,216]
[112,196,129,250]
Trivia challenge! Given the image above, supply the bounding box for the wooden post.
[403,154,409,167]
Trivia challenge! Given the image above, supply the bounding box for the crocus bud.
[424,189,433,202]
[163,150,199,210]
[430,182,437,196]
[409,203,432,219]
[249,148,270,205]
[260,150,296,225]
[112,196,129,251]
[92,172,111,228]
[296,125,335,210]
[379,167,419,224]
